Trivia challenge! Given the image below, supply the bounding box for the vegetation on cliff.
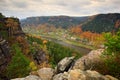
[27,35,81,67]
[103,30,120,78]
[6,43,31,78]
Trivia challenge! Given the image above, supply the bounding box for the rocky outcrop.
[4,18,25,37]
[73,49,104,70]
[12,68,118,80]
[0,13,25,79]
[12,55,118,80]
[53,69,118,80]
[11,75,41,80]
[37,68,54,80]
[0,36,10,75]
[55,56,75,74]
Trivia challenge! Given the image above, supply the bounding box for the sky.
[0,0,120,19]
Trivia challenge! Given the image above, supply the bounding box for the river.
[42,36,92,55]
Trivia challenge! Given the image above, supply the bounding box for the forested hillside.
[21,13,120,33]
[82,13,120,33]
[21,16,88,28]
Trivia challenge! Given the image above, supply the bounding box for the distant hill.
[20,13,120,33]
[20,16,88,28]
[81,13,120,33]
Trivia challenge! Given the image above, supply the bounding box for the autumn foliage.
[70,25,82,35]
[70,26,105,47]
[16,36,30,54]
[5,18,19,37]
[115,19,120,28]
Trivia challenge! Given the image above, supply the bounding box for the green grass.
[64,39,95,50]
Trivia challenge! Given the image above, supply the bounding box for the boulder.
[105,75,118,80]
[37,68,54,80]
[73,49,104,70]
[25,75,41,80]
[53,72,68,80]
[11,75,41,80]
[85,70,106,80]
[11,78,25,80]
[68,69,86,80]
[53,69,118,80]
[12,69,118,80]
[55,56,75,74]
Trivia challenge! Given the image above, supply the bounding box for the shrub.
[6,43,30,79]
[103,31,120,79]
[46,41,81,67]
[26,35,81,68]
[29,61,37,71]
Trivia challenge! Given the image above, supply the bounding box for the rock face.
[12,69,118,80]
[53,69,118,80]
[11,75,41,80]
[33,50,47,65]
[0,13,25,79]
[11,68,54,80]
[73,49,104,70]
[37,68,54,80]
[4,18,25,37]
[55,56,75,74]
[0,36,10,75]
[0,14,11,74]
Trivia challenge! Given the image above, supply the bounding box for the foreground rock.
[12,55,118,80]
[53,69,118,80]
[11,75,41,80]
[73,49,104,70]
[12,69,118,80]
[37,68,54,80]
[55,56,75,74]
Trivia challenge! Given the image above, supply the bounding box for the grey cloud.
[112,0,120,5]
[0,0,6,3]
[0,0,120,19]
[57,2,67,6]
[10,0,28,8]
[91,0,106,2]
[13,2,27,8]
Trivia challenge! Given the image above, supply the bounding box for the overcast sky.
[0,0,120,19]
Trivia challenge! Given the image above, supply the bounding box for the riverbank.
[41,36,92,55]
[41,35,94,48]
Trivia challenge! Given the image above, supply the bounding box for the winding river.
[42,36,92,55]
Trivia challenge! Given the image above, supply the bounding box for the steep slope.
[81,13,120,33]
[0,13,25,79]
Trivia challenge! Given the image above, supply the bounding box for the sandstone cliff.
[0,13,25,79]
